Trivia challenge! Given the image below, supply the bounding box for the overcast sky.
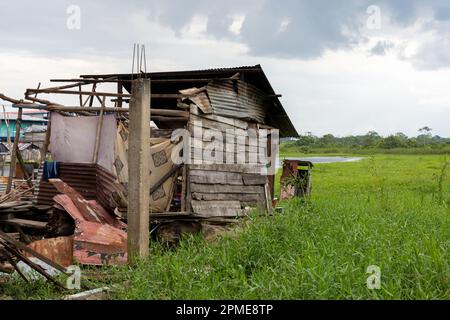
[1,0,449,137]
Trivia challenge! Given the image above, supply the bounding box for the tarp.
[49,113,116,170]
[49,113,177,213]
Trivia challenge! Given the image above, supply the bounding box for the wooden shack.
[13,65,299,222]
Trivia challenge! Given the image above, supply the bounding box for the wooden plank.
[190,170,244,185]
[190,109,248,130]
[27,88,180,99]
[190,114,250,132]
[6,107,22,194]
[191,200,242,217]
[1,218,47,229]
[189,148,264,166]
[191,136,263,148]
[92,96,106,163]
[264,182,272,214]
[190,183,264,194]
[189,163,265,174]
[40,112,52,161]
[152,116,188,122]
[242,174,267,186]
[192,192,264,203]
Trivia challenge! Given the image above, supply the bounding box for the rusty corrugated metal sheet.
[36,163,97,206]
[35,163,124,213]
[206,80,268,123]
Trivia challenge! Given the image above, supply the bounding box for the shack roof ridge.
[80,65,264,79]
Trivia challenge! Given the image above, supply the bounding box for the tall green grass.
[1,155,449,299]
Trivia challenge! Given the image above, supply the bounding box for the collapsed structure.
[0,65,298,270]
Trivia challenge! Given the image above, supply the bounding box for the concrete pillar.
[128,78,151,262]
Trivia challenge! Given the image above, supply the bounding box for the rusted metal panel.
[36,163,97,206]
[50,179,124,229]
[54,193,127,266]
[96,164,126,211]
[35,163,124,214]
[27,236,74,268]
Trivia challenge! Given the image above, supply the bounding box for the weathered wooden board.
[192,192,264,203]
[189,170,267,186]
[190,135,265,148]
[189,163,266,174]
[189,123,263,141]
[242,174,268,186]
[191,200,242,217]
[190,170,244,185]
[190,183,264,194]
[190,109,249,130]
[0,218,47,229]
[190,147,265,165]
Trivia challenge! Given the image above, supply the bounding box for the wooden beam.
[78,85,83,107]
[117,81,123,108]
[40,112,51,162]
[88,83,97,107]
[12,104,188,117]
[152,116,188,122]
[6,108,22,194]
[127,79,151,263]
[150,164,182,195]
[26,88,181,99]
[92,96,106,163]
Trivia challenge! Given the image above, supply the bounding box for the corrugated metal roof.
[80,65,299,137]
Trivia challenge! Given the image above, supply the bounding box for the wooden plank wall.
[187,105,271,218]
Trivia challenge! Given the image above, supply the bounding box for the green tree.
[418,127,433,147]
[362,131,381,148]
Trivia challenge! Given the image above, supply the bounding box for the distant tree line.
[283,128,450,152]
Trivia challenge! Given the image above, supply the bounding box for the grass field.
[1,154,449,300]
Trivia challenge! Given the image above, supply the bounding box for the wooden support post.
[127,79,151,263]
[117,81,123,108]
[40,113,52,163]
[92,96,106,163]
[6,108,23,194]
[16,149,33,188]
[78,85,83,106]
[89,83,97,107]
[181,165,187,212]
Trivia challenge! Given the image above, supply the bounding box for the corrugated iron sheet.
[82,65,299,137]
[206,80,268,123]
[36,163,97,206]
[35,163,124,213]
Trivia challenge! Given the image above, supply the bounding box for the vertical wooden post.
[127,78,151,263]
[92,96,106,163]
[40,112,52,163]
[6,107,23,194]
[117,81,123,108]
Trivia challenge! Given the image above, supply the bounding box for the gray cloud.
[0,0,450,69]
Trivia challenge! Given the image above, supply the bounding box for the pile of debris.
[0,178,128,274]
